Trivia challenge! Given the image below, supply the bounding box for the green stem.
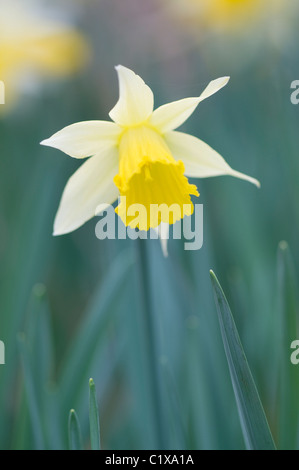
[136,238,167,449]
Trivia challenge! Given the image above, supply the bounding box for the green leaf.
[17,333,45,450]
[24,284,63,450]
[25,284,54,406]
[210,270,276,450]
[0,162,57,444]
[68,409,83,451]
[58,249,133,413]
[277,241,299,449]
[89,378,101,450]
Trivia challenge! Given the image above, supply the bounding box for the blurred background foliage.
[0,0,299,450]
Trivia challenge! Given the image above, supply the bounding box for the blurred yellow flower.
[167,0,284,33]
[0,2,89,109]
[41,66,259,236]
[204,0,263,27]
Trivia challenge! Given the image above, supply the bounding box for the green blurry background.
[0,0,299,450]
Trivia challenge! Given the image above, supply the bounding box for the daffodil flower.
[41,65,259,237]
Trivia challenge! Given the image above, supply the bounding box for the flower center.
[114,125,199,231]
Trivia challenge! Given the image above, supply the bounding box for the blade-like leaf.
[89,378,101,450]
[210,270,276,450]
[17,333,45,450]
[277,241,299,449]
[58,249,133,411]
[68,409,83,451]
[25,284,54,392]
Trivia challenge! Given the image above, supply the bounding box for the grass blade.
[68,410,83,451]
[89,378,101,450]
[210,270,276,450]
[277,241,299,449]
[17,333,45,450]
[58,250,133,412]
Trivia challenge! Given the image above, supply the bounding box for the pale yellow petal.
[150,77,230,133]
[40,121,120,159]
[109,65,154,126]
[53,148,119,235]
[165,131,260,187]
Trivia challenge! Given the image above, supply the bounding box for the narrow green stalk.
[68,409,83,450]
[89,378,101,450]
[136,239,167,449]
